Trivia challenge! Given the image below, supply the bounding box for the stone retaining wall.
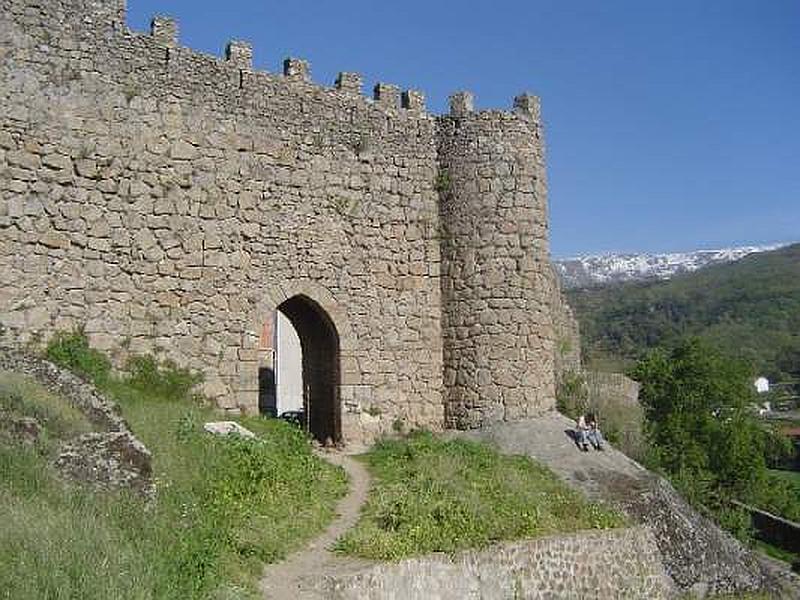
[584,370,639,408]
[321,527,673,599]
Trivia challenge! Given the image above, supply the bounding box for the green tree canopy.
[632,338,767,503]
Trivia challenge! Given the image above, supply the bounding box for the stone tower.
[437,93,555,429]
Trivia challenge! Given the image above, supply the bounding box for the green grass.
[0,334,348,599]
[754,539,798,567]
[769,469,800,489]
[0,370,95,444]
[335,431,626,560]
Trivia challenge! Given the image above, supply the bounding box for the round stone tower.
[436,92,556,429]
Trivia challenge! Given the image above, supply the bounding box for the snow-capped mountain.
[554,243,791,289]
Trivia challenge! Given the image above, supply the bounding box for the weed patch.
[336,431,625,560]
[44,328,112,385]
[0,332,347,599]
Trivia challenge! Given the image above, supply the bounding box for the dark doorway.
[275,295,341,444]
[258,367,276,417]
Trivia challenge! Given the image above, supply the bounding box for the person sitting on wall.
[585,412,604,451]
[575,412,604,451]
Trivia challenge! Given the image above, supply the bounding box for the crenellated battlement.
[136,7,546,125]
[133,10,431,116]
[150,15,178,47]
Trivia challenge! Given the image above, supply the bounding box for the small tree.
[632,338,768,508]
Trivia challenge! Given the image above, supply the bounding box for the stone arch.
[244,282,355,443]
[276,294,340,443]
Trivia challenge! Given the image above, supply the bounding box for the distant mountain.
[567,243,800,380]
[555,243,791,289]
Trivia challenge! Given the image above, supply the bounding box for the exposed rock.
[204,421,256,439]
[0,347,154,499]
[0,347,127,432]
[55,431,154,499]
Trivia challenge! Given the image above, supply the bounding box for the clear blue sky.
[126,0,799,258]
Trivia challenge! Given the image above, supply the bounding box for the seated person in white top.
[575,412,604,451]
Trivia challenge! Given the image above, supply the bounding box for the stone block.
[203,421,256,439]
[335,72,362,95]
[374,83,400,109]
[283,58,310,81]
[401,90,425,111]
[151,15,178,47]
[449,91,474,117]
[226,40,253,70]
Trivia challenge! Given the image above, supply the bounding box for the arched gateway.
[272,295,341,444]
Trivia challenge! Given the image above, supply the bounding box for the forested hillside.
[567,243,800,381]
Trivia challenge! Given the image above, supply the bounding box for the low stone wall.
[0,346,154,498]
[321,527,673,599]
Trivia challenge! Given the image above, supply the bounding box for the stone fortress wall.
[0,0,555,444]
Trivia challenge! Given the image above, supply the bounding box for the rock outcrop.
[0,347,154,499]
[462,412,800,598]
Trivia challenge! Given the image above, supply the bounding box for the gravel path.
[260,450,374,599]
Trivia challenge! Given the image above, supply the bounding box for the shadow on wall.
[258,366,276,416]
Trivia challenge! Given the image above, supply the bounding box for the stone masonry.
[1,0,556,444]
[322,527,673,599]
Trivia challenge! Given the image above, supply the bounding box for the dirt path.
[260,450,374,600]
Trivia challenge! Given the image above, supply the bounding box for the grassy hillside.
[335,432,625,560]
[0,334,346,599]
[567,243,800,381]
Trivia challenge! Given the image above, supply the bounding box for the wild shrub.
[125,354,202,401]
[633,338,800,536]
[555,369,588,417]
[44,328,111,385]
